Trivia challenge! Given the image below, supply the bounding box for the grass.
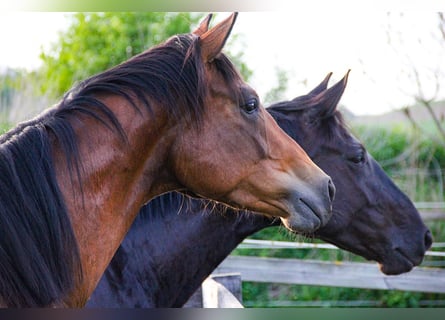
[0,121,10,134]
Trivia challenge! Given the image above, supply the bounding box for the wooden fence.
[214,255,445,294]
[188,202,445,307]
[185,273,243,308]
[417,202,445,220]
[186,243,445,308]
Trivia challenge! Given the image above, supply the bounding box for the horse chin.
[349,246,417,275]
[378,249,418,275]
[379,260,414,275]
[315,235,419,276]
[280,203,323,233]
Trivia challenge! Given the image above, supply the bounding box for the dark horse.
[87,72,432,308]
[0,14,335,307]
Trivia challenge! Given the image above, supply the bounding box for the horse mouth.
[280,198,324,233]
[378,248,417,275]
[299,198,323,226]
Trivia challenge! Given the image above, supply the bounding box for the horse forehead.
[204,65,244,95]
[318,117,357,144]
[207,76,242,99]
[293,121,354,159]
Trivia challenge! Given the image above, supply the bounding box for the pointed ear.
[308,72,333,95]
[310,70,350,120]
[199,12,238,62]
[269,72,335,114]
[193,14,213,36]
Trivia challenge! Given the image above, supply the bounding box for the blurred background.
[1,12,444,307]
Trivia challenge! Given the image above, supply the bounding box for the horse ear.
[193,14,213,36]
[310,70,350,119]
[308,72,333,96]
[199,12,238,62]
[272,72,334,114]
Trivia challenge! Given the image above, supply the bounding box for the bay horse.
[86,72,432,307]
[0,14,335,307]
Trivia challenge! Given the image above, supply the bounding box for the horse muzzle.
[281,177,335,233]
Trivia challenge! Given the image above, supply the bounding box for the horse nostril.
[327,178,336,203]
[424,229,433,250]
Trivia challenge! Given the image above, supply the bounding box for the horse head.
[268,71,432,274]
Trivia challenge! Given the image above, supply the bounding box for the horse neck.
[166,211,275,307]
[89,196,275,307]
[150,210,270,307]
[55,95,177,306]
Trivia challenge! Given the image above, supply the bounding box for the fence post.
[184,273,243,308]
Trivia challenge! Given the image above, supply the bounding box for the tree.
[0,69,16,112]
[38,13,252,99]
[263,67,289,105]
[386,13,445,145]
[39,13,201,98]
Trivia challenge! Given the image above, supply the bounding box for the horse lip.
[379,248,417,275]
[292,197,322,231]
[299,198,322,225]
[395,247,418,267]
[280,195,325,233]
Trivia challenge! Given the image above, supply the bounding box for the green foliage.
[354,124,445,169]
[0,69,26,112]
[263,67,289,105]
[0,73,14,110]
[38,13,201,98]
[353,124,445,201]
[37,12,253,100]
[242,282,445,307]
[353,124,410,163]
[0,121,11,134]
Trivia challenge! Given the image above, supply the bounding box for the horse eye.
[241,98,258,114]
[349,150,366,164]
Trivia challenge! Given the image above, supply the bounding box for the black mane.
[0,31,242,307]
[60,33,243,132]
[0,114,82,306]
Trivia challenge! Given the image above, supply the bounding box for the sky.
[0,12,68,69]
[0,11,444,116]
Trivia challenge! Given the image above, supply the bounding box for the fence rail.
[415,202,445,209]
[238,239,445,257]
[415,202,445,220]
[192,202,445,307]
[214,255,445,294]
[419,211,445,220]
